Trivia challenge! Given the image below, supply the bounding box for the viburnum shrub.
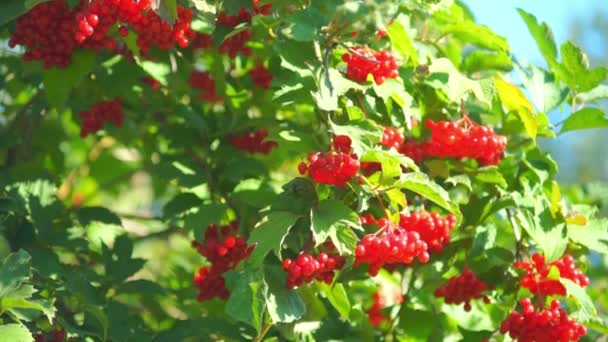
[1,0,607,341]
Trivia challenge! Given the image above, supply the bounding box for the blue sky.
[463,0,607,66]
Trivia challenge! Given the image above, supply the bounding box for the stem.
[253,321,272,342]
[507,209,522,260]
[355,91,369,118]
[361,176,389,220]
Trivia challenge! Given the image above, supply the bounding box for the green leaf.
[224,269,267,332]
[395,172,462,224]
[361,150,403,179]
[310,199,360,255]
[317,283,351,319]
[264,266,305,323]
[437,20,509,52]
[428,58,490,106]
[2,297,55,323]
[76,207,122,226]
[562,279,598,323]
[184,203,227,240]
[328,119,383,156]
[553,41,608,93]
[568,216,608,255]
[387,14,418,66]
[0,0,50,27]
[398,308,434,340]
[221,0,253,15]
[462,51,512,74]
[152,0,177,25]
[0,324,33,342]
[43,50,97,108]
[472,166,507,188]
[516,8,558,66]
[312,69,368,111]
[577,84,608,103]
[515,208,567,262]
[515,61,568,113]
[248,211,300,266]
[560,108,608,134]
[495,76,538,139]
[162,193,201,218]
[0,250,31,298]
[285,7,328,41]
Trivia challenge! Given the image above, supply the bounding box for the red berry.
[434,268,491,311]
[228,129,278,155]
[342,47,399,85]
[79,98,125,137]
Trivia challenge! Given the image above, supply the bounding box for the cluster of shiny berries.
[434,268,491,311]
[500,298,587,342]
[142,76,160,90]
[249,64,274,89]
[342,47,399,85]
[188,71,223,103]
[79,98,125,137]
[282,252,345,289]
[216,0,271,58]
[34,329,67,342]
[192,33,214,50]
[355,222,429,276]
[191,222,254,301]
[8,0,78,68]
[228,128,278,155]
[401,119,507,165]
[9,0,195,68]
[298,135,360,187]
[514,253,589,297]
[399,211,456,253]
[360,214,389,230]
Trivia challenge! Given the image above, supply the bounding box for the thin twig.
[253,321,272,342]
[506,209,522,260]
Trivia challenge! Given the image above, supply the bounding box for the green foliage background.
[0,0,607,341]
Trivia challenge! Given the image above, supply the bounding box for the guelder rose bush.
[1,0,607,341]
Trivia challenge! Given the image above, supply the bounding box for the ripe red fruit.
[342,47,399,84]
[282,252,345,288]
[355,222,429,276]
[434,268,491,311]
[249,63,273,89]
[514,253,589,297]
[79,97,125,137]
[188,71,223,103]
[192,222,254,301]
[500,299,587,341]
[332,135,353,153]
[228,129,278,155]
[118,26,129,37]
[399,211,456,253]
[366,291,388,327]
[302,151,360,187]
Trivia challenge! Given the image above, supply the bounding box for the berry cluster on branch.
[434,268,491,311]
[79,98,125,137]
[228,128,278,155]
[249,63,274,89]
[299,135,360,187]
[282,252,345,289]
[514,253,589,297]
[342,47,399,85]
[500,298,587,342]
[188,71,223,103]
[399,211,456,253]
[34,329,67,342]
[192,222,253,301]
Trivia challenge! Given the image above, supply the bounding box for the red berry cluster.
[216,1,271,59]
[192,222,254,302]
[366,291,389,327]
[249,63,274,89]
[8,0,78,68]
[500,298,587,342]
[381,127,404,149]
[398,140,426,164]
[342,47,399,85]
[282,252,345,289]
[75,0,194,54]
[514,253,589,297]
[360,214,389,230]
[188,71,223,103]
[401,119,507,166]
[79,98,125,137]
[34,329,66,342]
[142,76,160,90]
[192,33,214,50]
[229,128,278,154]
[298,135,360,187]
[434,268,490,311]
[355,228,429,276]
[399,211,456,253]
